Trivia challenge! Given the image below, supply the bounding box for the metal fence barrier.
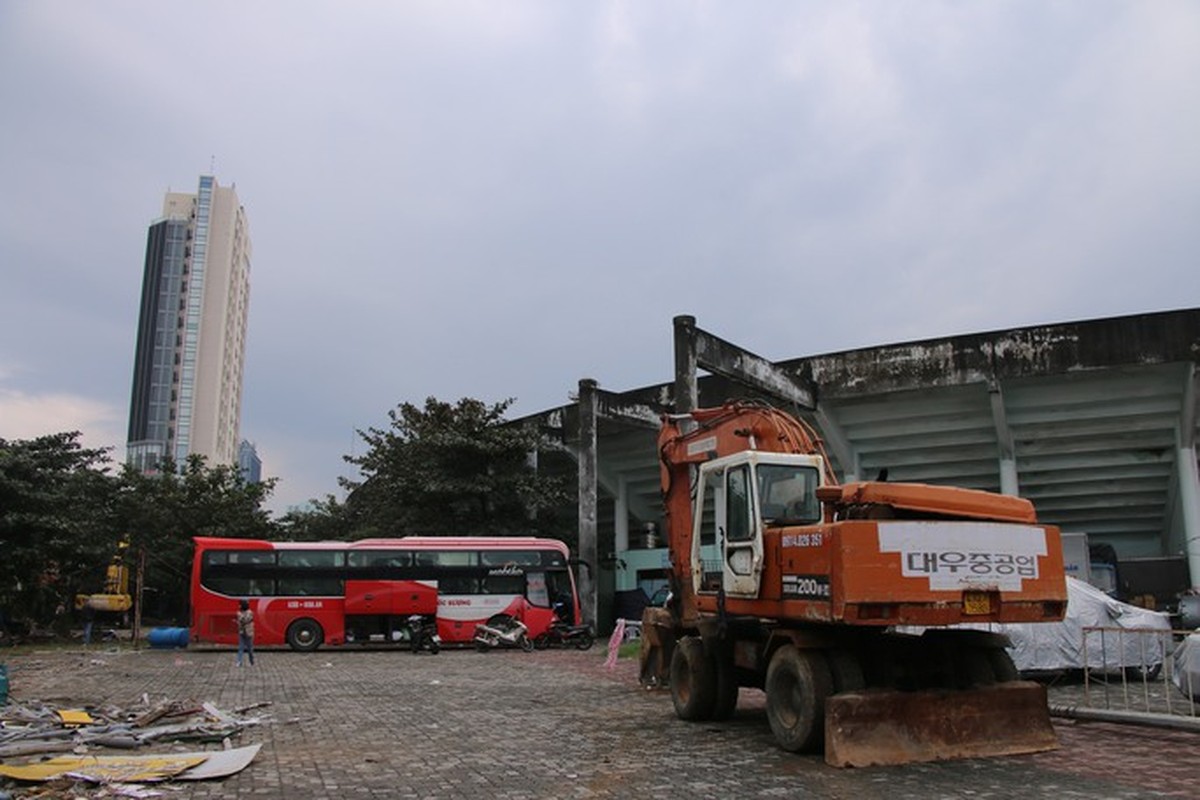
[1046,626,1200,731]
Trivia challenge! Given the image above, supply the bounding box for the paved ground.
[3,644,1200,799]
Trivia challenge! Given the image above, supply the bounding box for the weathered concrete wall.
[783,308,1200,399]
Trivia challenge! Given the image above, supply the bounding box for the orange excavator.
[640,401,1068,766]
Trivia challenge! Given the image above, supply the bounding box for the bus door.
[345,581,437,615]
[345,551,437,616]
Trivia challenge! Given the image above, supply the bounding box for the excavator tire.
[826,649,866,694]
[957,647,997,688]
[710,645,739,721]
[671,636,716,721]
[765,644,833,753]
[988,648,1020,682]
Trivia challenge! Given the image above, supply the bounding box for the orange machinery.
[641,401,1068,766]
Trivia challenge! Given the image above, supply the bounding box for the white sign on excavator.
[878,522,1048,591]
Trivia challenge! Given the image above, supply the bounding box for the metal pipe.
[1049,703,1200,733]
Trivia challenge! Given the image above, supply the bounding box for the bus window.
[277,576,343,596]
[348,550,409,568]
[481,550,541,567]
[230,551,275,565]
[525,572,549,607]
[206,550,274,567]
[204,575,275,597]
[438,576,479,594]
[246,578,275,596]
[482,574,526,596]
[415,550,477,567]
[279,550,344,568]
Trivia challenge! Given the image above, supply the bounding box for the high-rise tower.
[126,175,252,473]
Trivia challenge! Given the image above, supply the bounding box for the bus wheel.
[286,619,324,652]
[765,644,832,753]
[670,636,716,721]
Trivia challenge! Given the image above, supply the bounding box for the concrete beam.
[675,315,816,410]
[791,308,1200,398]
[594,388,664,430]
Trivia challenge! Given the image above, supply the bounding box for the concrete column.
[844,451,861,484]
[1179,445,1200,590]
[989,379,1019,496]
[577,378,599,627]
[525,447,538,520]
[1000,458,1020,497]
[673,315,698,421]
[615,474,629,554]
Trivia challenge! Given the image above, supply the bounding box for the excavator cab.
[691,451,826,600]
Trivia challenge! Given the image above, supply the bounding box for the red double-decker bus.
[190,536,582,650]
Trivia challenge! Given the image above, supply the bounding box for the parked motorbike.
[533,620,595,650]
[473,615,534,652]
[408,614,440,655]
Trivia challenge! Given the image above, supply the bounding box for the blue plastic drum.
[146,627,190,649]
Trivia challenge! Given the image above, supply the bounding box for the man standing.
[236,600,255,667]
[81,600,96,646]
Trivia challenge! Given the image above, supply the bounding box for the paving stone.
[2,646,1198,798]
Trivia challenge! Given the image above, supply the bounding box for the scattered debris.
[56,710,94,727]
[0,696,268,796]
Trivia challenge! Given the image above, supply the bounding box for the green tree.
[276,494,353,541]
[0,432,122,626]
[342,397,573,541]
[113,454,278,623]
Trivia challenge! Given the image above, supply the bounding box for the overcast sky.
[2,1,1197,514]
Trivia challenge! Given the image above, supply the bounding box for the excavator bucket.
[824,681,1058,768]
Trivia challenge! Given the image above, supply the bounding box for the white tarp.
[995,576,1171,672]
[909,576,1175,672]
[1172,633,1200,701]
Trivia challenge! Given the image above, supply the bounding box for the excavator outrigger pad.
[823,681,1058,768]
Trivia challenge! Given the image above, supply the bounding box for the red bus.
[190,536,582,650]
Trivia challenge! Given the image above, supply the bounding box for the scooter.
[533,620,595,650]
[473,615,534,652]
[408,614,440,655]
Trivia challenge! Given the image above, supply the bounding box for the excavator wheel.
[670,636,716,721]
[826,649,866,694]
[957,647,997,688]
[988,648,1020,682]
[709,644,739,721]
[765,644,833,753]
